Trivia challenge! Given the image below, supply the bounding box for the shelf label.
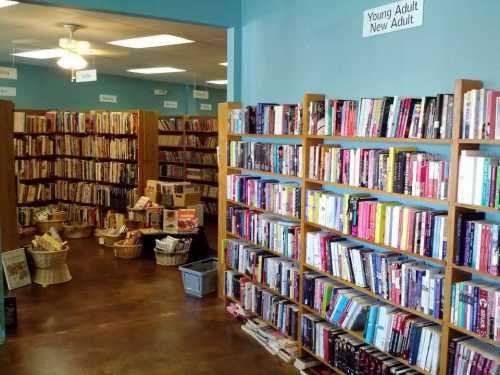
[0,67,17,80]
[75,69,97,82]
[0,86,16,96]
[193,89,209,100]
[200,103,212,111]
[99,94,117,103]
[164,100,178,109]
[363,0,424,38]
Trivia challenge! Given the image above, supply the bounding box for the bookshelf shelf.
[305,221,446,266]
[457,139,500,145]
[452,264,500,282]
[455,202,499,214]
[228,133,302,139]
[306,135,452,144]
[226,199,300,222]
[305,178,450,205]
[303,263,443,324]
[228,167,302,180]
[449,324,499,347]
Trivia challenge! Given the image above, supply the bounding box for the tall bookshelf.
[158,115,219,215]
[11,108,158,231]
[217,79,500,375]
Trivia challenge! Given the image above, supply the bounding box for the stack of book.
[229,141,302,177]
[450,280,500,341]
[308,145,449,199]
[228,104,302,135]
[462,88,500,139]
[227,175,301,218]
[455,212,499,276]
[458,150,499,208]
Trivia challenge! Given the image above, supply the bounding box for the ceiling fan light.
[57,52,88,70]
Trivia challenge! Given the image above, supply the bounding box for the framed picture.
[2,248,31,290]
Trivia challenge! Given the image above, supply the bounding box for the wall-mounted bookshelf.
[11,108,158,231]
[158,115,219,215]
[217,80,500,375]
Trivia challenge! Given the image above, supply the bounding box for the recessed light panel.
[12,49,65,59]
[206,80,227,85]
[0,1,19,9]
[109,34,194,49]
[127,67,186,74]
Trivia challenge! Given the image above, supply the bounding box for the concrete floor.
[0,236,297,375]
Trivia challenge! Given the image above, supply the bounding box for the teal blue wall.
[240,0,500,104]
[0,63,226,116]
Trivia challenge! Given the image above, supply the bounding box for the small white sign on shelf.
[154,89,168,96]
[0,86,16,97]
[0,67,17,80]
[200,103,212,111]
[164,100,178,109]
[193,89,209,100]
[75,69,97,83]
[363,0,424,38]
[99,94,117,103]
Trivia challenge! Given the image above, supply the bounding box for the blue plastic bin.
[178,257,218,298]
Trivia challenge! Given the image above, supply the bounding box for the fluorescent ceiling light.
[0,1,19,8]
[127,67,186,74]
[109,34,194,49]
[206,80,227,85]
[219,62,228,67]
[12,49,65,59]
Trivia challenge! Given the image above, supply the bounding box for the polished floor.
[0,236,296,375]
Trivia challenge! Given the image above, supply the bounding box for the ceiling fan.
[56,23,90,70]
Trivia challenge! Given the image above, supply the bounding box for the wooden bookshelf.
[158,115,219,215]
[217,80,500,375]
[10,108,158,230]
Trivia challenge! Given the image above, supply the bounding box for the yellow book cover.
[375,202,386,244]
[387,147,416,192]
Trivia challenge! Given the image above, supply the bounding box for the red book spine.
[477,287,489,337]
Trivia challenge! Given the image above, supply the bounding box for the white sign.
[164,100,178,109]
[154,89,168,96]
[200,103,213,111]
[0,86,16,97]
[193,89,209,100]
[75,69,97,83]
[363,0,424,38]
[99,94,117,103]
[0,67,17,80]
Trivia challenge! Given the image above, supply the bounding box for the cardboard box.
[173,192,201,208]
[187,203,204,226]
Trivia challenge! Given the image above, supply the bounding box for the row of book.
[159,135,183,147]
[186,167,217,182]
[185,118,217,132]
[58,202,102,227]
[301,315,423,375]
[202,201,217,215]
[159,164,184,179]
[309,94,455,140]
[458,150,499,209]
[158,150,183,163]
[447,336,500,375]
[305,234,445,318]
[305,190,448,260]
[14,111,139,135]
[53,158,138,185]
[17,183,54,204]
[455,212,499,276]
[17,206,49,227]
[185,151,218,165]
[238,277,299,339]
[54,180,137,209]
[13,135,54,157]
[227,207,301,260]
[462,88,500,139]
[228,104,303,135]
[15,159,52,180]
[450,280,500,342]
[308,145,449,200]
[185,135,217,149]
[224,239,300,301]
[194,183,218,199]
[158,118,183,132]
[54,135,137,160]
[228,141,302,177]
[227,175,301,218]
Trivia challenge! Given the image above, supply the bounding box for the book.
[163,209,179,232]
[463,87,500,139]
[177,208,198,232]
[1,248,31,290]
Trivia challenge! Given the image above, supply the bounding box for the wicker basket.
[28,247,72,287]
[28,247,69,269]
[51,211,67,221]
[36,219,66,234]
[154,247,190,266]
[113,242,142,260]
[101,233,126,248]
[63,223,94,239]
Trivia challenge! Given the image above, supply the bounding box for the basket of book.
[34,207,67,234]
[63,223,94,239]
[154,236,192,266]
[36,219,66,234]
[113,231,142,260]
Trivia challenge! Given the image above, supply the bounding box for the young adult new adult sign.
[363,0,424,38]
